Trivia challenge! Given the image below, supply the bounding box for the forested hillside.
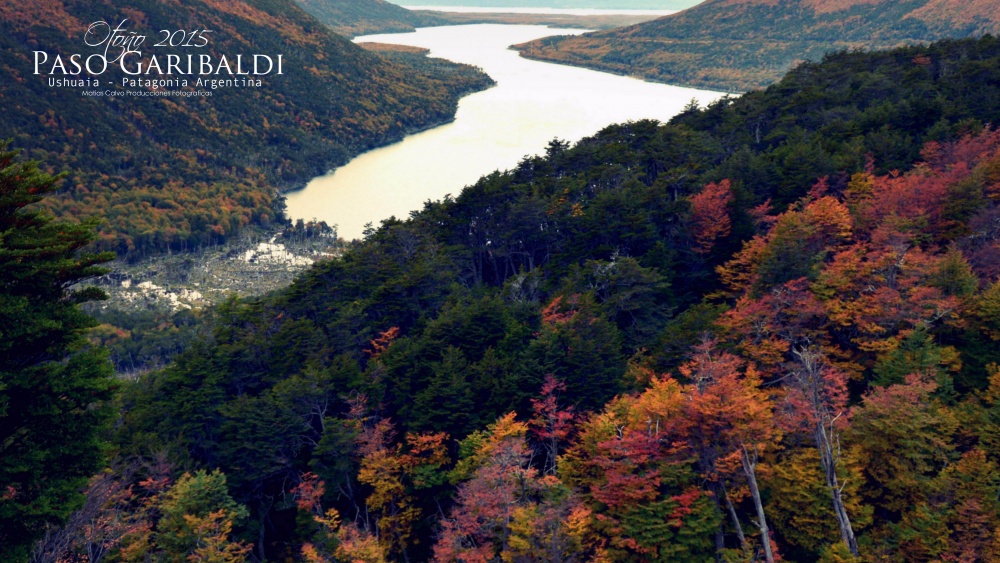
[515,0,1000,91]
[292,0,445,37]
[10,36,1000,563]
[0,0,491,257]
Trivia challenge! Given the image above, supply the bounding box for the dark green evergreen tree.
[412,346,476,436]
[0,142,115,560]
[527,295,626,412]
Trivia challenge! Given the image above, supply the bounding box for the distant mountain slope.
[294,0,669,37]
[0,0,491,256]
[293,0,445,37]
[515,0,1000,91]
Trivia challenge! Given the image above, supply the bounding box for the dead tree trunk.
[741,445,774,563]
[793,348,860,557]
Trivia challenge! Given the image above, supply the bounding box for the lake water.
[402,6,677,15]
[284,24,724,240]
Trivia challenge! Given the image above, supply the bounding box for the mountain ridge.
[515,0,1000,91]
[292,0,447,37]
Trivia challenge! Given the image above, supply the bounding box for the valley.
[286,23,723,239]
[6,1,1000,562]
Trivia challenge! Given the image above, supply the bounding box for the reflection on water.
[284,24,723,239]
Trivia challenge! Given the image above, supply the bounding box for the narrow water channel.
[284,23,724,239]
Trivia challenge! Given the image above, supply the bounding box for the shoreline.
[513,45,745,94]
[276,47,497,195]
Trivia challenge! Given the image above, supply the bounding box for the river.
[284,24,724,240]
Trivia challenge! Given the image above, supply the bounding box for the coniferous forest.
[4,18,1000,563]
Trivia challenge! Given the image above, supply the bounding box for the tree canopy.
[0,142,116,560]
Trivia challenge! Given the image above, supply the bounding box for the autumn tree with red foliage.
[679,341,780,563]
[530,374,575,475]
[690,179,734,254]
